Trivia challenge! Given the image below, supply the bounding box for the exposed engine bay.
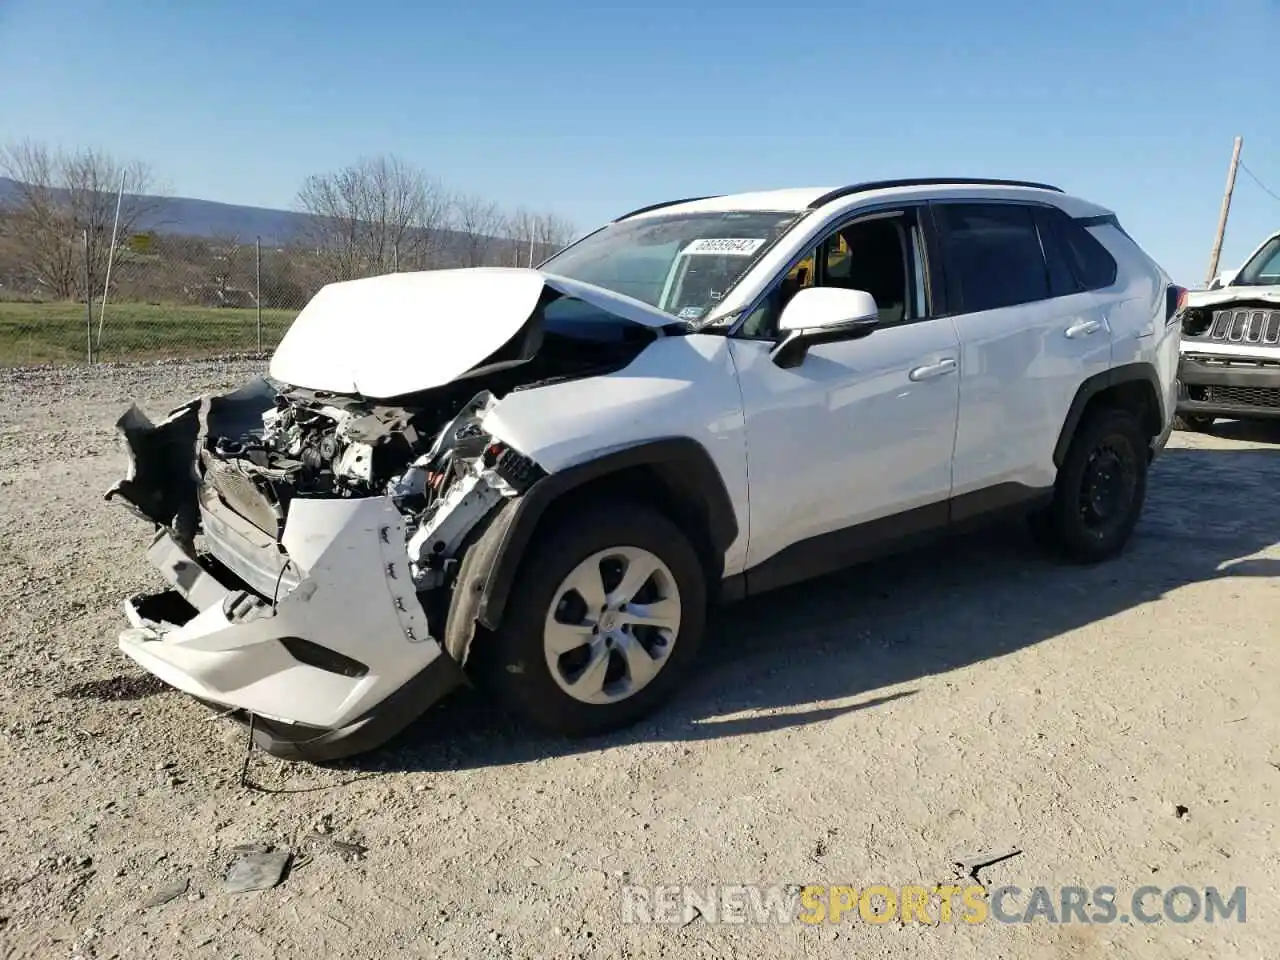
[198,378,546,591]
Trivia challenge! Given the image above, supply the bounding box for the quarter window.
[1034,208,1082,298]
[1044,208,1119,291]
[938,203,1050,312]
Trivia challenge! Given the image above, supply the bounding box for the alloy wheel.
[543,546,683,705]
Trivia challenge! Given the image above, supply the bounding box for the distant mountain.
[0,176,313,245]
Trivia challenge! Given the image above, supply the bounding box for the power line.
[1239,161,1280,205]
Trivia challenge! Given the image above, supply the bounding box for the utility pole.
[1206,135,1243,285]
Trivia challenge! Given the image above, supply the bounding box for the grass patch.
[0,300,298,366]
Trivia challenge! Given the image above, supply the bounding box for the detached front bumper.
[120,496,466,762]
[1176,355,1280,420]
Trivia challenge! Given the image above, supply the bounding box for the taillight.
[1166,284,1188,321]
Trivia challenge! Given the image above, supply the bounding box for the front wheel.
[1031,406,1149,564]
[472,500,707,737]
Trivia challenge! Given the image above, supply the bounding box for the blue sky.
[2,0,1278,285]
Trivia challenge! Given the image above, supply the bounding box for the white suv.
[109,178,1182,761]
[1175,229,1280,430]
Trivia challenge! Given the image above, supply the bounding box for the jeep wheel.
[475,500,707,737]
[1033,406,1148,564]
[1173,413,1214,432]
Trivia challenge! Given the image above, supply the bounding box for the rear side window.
[1034,209,1081,298]
[1044,208,1119,290]
[936,203,1049,312]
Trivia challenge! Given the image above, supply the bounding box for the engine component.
[334,442,375,484]
[407,472,506,587]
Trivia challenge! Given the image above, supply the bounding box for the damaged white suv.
[110,178,1181,761]
[1175,229,1280,429]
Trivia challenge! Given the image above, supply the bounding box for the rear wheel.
[1031,406,1149,563]
[1173,413,1214,432]
[472,500,707,737]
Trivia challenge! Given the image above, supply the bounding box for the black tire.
[1173,413,1214,432]
[1032,406,1149,564]
[471,499,707,737]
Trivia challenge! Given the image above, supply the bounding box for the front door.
[729,206,961,586]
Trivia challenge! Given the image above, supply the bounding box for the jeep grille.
[1205,308,1280,345]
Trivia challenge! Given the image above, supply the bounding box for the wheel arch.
[1053,362,1165,468]
[442,437,738,665]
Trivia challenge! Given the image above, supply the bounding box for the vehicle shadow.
[339,444,1280,774]
[1199,418,1280,445]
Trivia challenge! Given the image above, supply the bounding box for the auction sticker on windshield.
[682,238,767,256]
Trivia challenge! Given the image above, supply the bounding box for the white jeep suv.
[1175,229,1280,430]
[109,178,1181,761]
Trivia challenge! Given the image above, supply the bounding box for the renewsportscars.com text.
[620,883,1247,926]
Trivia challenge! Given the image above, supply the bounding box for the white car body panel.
[120,497,440,729]
[482,333,752,575]
[1096,224,1180,428]
[951,290,1111,495]
[269,267,673,398]
[727,318,961,568]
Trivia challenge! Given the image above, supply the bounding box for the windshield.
[539,210,803,322]
[1236,235,1280,286]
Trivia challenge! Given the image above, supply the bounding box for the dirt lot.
[1,360,1277,959]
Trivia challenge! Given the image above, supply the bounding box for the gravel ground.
[1,360,1277,960]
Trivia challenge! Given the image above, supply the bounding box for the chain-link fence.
[0,227,569,367]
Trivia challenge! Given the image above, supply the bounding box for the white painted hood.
[1185,284,1280,309]
[268,267,675,399]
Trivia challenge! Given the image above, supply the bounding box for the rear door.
[933,201,1113,501]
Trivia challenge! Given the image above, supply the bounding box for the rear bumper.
[119,497,464,761]
[1176,356,1280,419]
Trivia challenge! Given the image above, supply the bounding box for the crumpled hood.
[268,267,676,399]
[1185,284,1280,310]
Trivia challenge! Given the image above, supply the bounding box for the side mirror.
[770,287,879,369]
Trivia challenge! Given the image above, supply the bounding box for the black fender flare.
[1052,361,1165,467]
[442,437,739,663]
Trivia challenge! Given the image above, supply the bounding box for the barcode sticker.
[681,238,767,256]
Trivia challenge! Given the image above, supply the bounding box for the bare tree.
[532,212,576,261]
[454,193,503,267]
[504,207,538,267]
[296,155,451,279]
[0,140,158,299]
[499,208,577,268]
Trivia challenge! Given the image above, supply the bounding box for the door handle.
[1065,319,1102,339]
[908,358,957,381]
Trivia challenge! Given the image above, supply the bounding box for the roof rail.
[613,196,720,221]
[807,177,1063,209]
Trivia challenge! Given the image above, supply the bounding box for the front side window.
[937,203,1050,312]
[1236,235,1280,286]
[538,211,803,322]
[738,209,926,338]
